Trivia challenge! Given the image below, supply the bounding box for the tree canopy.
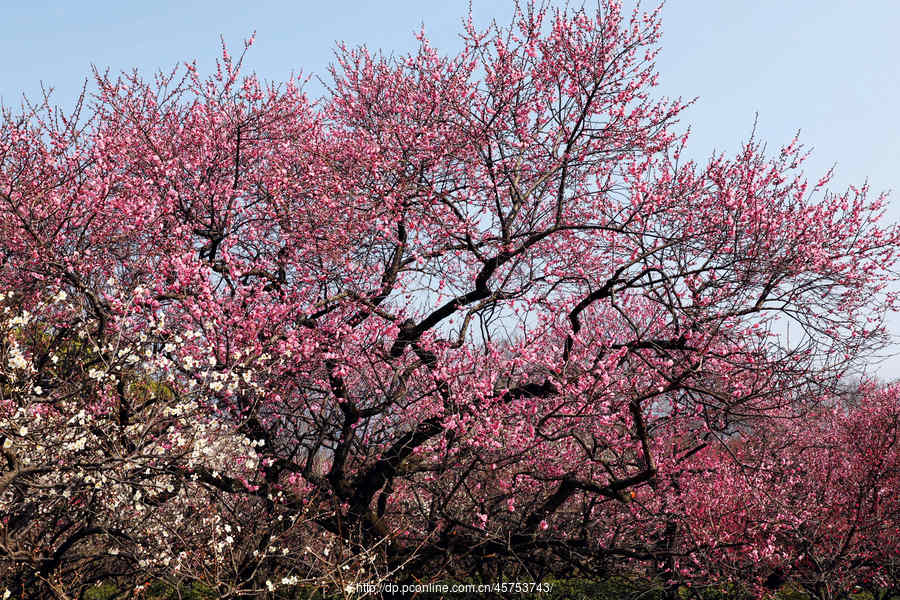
[1,2,899,598]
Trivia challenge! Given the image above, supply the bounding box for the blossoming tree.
[621,383,900,599]
[1,1,899,597]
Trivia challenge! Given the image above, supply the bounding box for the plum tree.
[1,2,898,597]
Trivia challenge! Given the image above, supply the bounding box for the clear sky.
[2,0,899,375]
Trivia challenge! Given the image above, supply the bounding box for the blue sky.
[3,0,899,373]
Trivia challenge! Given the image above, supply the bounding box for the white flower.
[18,426,27,436]
[53,290,68,302]
[265,580,275,592]
[7,348,27,371]
[2,439,11,449]
[33,386,42,395]
[3,588,11,599]
[164,343,176,353]
[9,311,31,327]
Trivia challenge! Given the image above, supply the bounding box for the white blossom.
[7,345,27,370]
[9,311,31,327]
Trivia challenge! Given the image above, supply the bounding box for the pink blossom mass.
[0,2,898,598]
